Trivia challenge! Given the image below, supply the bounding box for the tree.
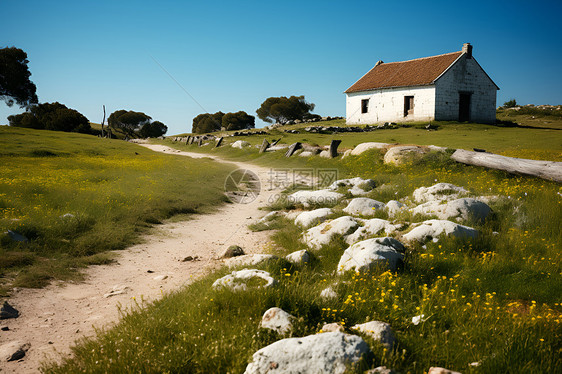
[0,47,38,108]
[256,95,315,124]
[503,99,517,108]
[108,110,151,135]
[139,120,168,138]
[8,102,91,133]
[222,111,255,131]
[192,111,224,134]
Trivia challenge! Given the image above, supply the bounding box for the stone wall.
[434,54,498,123]
[346,86,435,125]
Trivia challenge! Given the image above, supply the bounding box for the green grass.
[43,121,561,373]
[165,112,562,163]
[0,126,234,293]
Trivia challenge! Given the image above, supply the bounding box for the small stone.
[147,270,154,273]
[428,367,462,374]
[366,366,397,374]
[260,307,295,334]
[321,322,345,333]
[222,245,245,258]
[103,285,130,298]
[411,314,426,325]
[5,230,28,243]
[0,341,30,362]
[153,275,168,281]
[1,326,9,331]
[351,320,396,349]
[0,301,20,319]
[182,256,198,262]
[285,250,311,265]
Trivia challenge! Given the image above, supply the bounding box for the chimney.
[462,43,472,59]
[375,60,384,67]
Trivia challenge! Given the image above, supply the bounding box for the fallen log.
[451,149,562,183]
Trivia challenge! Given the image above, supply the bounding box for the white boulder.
[285,249,311,265]
[303,216,359,250]
[385,200,406,217]
[328,177,376,192]
[294,208,333,228]
[224,254,278,267]
[319,150,331,158]
[260,307,295,334]
[244,332,371,374]
[345,219,402,245]
[288,190,344,208]
[231,140,251,149]
[402,219,478,242]
[212,269,277,291]
[337,237,405,274]
[383,146,428,165]
[350,142,389,156]
[343,198,385,216]
[320,287,338,299]
[298,151,314,157]
[413,183,468,203]
[351,320,396,349]
[412,198,491,221]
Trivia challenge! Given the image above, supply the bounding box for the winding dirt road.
[0,144,283,373]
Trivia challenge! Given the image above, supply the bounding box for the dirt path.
[0,144,282,373]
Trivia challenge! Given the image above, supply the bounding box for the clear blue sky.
[2,0,561,135]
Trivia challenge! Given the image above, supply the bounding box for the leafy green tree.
[222,111,255,131]
[503,99,517,108]
[0,47,38,108]
[192,111,224,134]
[139,120,168,138]
[108,110,151,135]
[8,102,90,133]
[256,95,315,124]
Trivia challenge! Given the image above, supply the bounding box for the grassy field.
[172,112,562,163]
[44,117,561,373]
[0,126,234,294]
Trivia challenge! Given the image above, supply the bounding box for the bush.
[8,102,91,133]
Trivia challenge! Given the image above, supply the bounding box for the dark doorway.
[459,93,471,122]
[404,96,414,117]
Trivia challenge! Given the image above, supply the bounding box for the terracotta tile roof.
[345,51,463,93]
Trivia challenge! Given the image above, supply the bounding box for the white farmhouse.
[345,43,499,124]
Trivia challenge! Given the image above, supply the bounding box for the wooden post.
[285,142,302,157]
[101,105,106,138]
[188,137,194,145]
[329,140,342,158]
[259,138,270,153]
[198,138,203,147]
[451,149,562,183]
[186,136,191,144]
[215,137,223,148]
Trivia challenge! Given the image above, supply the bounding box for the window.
[361,99,369,114]
[404,96,414,117]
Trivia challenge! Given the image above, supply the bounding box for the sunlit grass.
[0,127,234,292]
[42,121,562,373]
